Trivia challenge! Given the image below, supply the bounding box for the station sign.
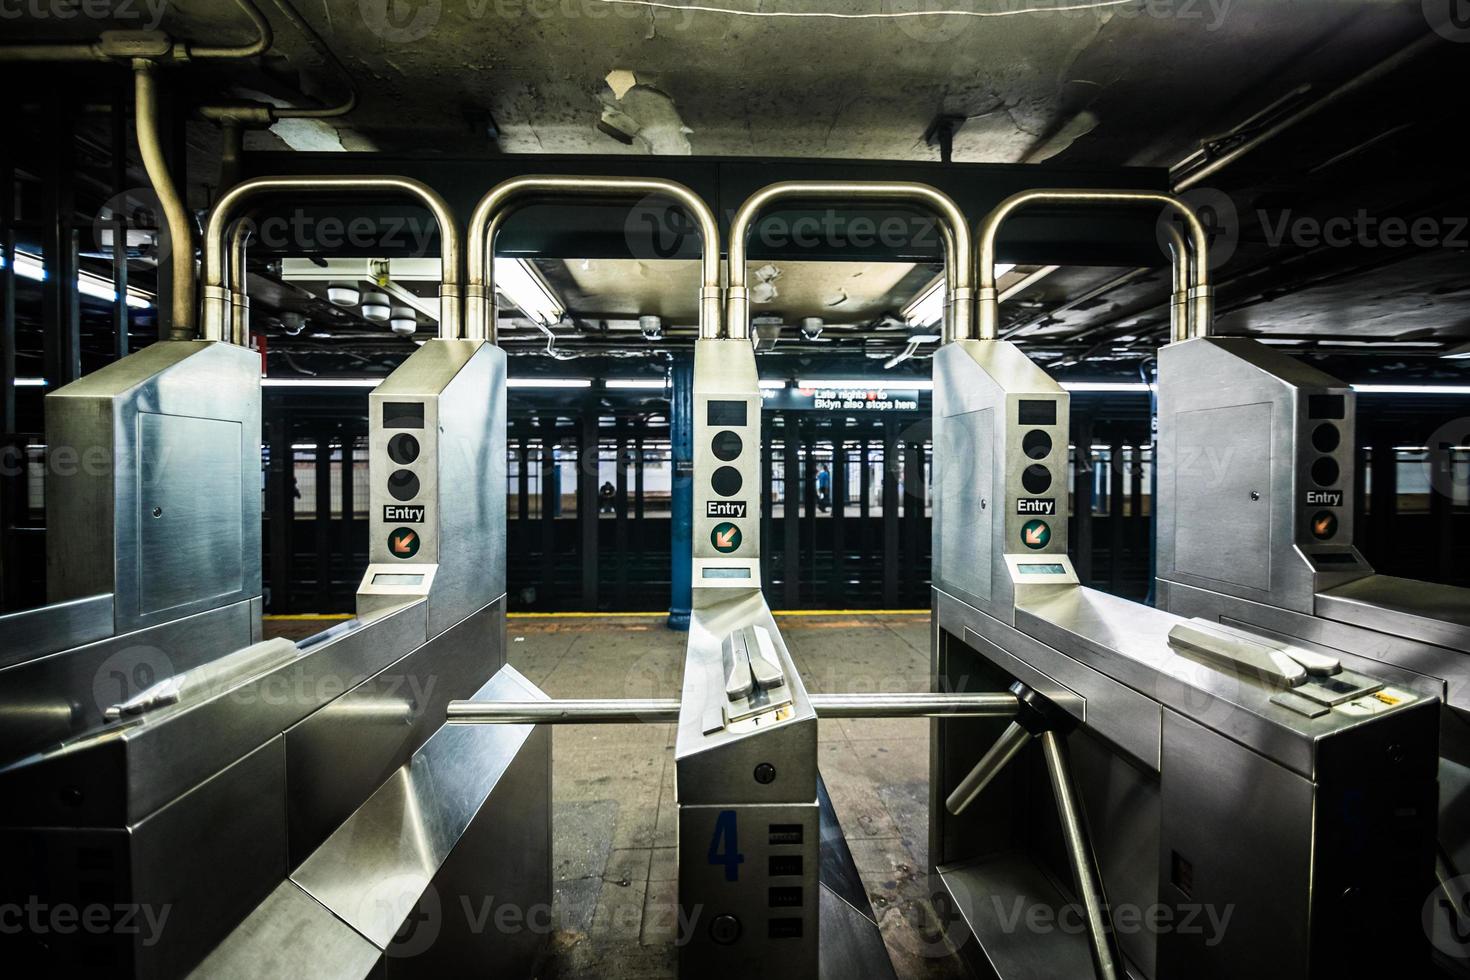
[761,385,922,413]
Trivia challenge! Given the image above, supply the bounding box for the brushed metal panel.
[186,881,384,980]
[365,339,505,640]
[291,664,546,949]
[0,597,257,765]
[128,736,288,979]
[284,597,502,862]
[1172,401,1272,592]
[935,408,993,605]
[137,412,244,615]
[0,593,113,669]
[46,340,262,634]
[1156,707,1313,979]
[383,719,550,977]
[1317,574,1470,656]
[0,601,427,829]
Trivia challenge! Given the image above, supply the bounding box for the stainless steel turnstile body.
[675,337,895,980]
[930,338,1440,979]
[0,340,265,759]
[0,338,550,978]
[1155,335,1470,966]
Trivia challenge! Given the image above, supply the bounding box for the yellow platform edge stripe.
[264,608,930,621]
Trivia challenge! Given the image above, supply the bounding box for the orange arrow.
[1024,524,1046,545]
[1314,516,1333,536]
[715,526,737,549]
[392,532,417,554]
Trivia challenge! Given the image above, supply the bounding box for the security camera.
[281,312,306,337]
[640,315,663,341]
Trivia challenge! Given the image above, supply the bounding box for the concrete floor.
[506,612,968,980]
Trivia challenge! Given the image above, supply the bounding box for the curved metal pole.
[228,220,253,346]
[727,181,973,343]
[201,175,462,343]
[467,176,721,344]
[974,189,1212,343]
[134,60,197,341]
[1163,224,1191,343]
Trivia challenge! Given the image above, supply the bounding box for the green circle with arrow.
[711,522,742,554]
[1020,519,1051,550]
[388,527,421,559]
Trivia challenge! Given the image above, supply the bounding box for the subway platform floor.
[267,611,966,978]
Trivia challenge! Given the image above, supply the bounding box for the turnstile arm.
[445,691,1021,725]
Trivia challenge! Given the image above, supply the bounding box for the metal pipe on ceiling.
[134,60,197,341]
[0,0,272,62]
[201,175,462,343]
[727,181,973,344]
[264,0,358,119]
[974,189,1211,343]
[467,176,722,344]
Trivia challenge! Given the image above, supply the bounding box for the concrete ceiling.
[8,0,1430,166]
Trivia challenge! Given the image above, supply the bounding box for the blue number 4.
[708,810,745,882]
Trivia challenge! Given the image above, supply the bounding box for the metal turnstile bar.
[447,699,681,724]
[1041,730,1125,980]
[446,692,1021,725]
[945,720,1031,815]
[811,692,1018,717]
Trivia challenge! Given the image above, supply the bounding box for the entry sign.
[388,527,421,559]
[1021,519,1051,550]
[711,522,742,554]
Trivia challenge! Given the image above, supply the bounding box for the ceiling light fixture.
[796,378,934,391]
[901,265,1014,328]
[6,249,152,309]
[495,257,565,327]
[389,307,418,337]
[327,281,361,307]
[1351,384,1470,395]
[508,378,593,389]
[360,291,391,323]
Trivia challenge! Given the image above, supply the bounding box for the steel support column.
[668,354,693,629]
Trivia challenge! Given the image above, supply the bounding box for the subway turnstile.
[927,189,1442,979]
[0,176,550,978]
[1154,334,1470,972]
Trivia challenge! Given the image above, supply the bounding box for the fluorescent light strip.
[1061,382,1155,393]
[758,380,788,390]
[1352,384,1470,395]
[261,378,381,388]
[900,264,1016,328]
[605,379,667,390]
[495,257,564,326]
[15,377,47,387]
[6,250,152,309]
[796,379,934,391]
[508,378,592,389]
